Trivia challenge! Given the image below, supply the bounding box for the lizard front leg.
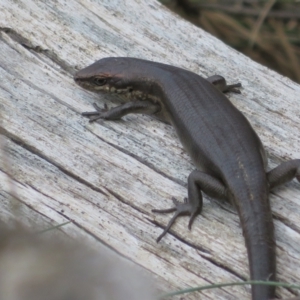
[206,75,242,94]
[82,101,160,122]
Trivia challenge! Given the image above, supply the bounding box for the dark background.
[160,0,300,84]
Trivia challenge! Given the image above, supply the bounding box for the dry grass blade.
[160,0,300,83]
[249,0,277,48]
[270,18,300,82]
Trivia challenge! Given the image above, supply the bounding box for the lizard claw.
[152,197,201,242]
[82,103,108,123]
[223,82,242,94]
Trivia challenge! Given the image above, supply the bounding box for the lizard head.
[74,57,143,95]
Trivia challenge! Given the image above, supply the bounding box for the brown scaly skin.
[75,57,300,299]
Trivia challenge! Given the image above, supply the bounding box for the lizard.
[74,57,300,300]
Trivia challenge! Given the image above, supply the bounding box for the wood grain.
[0,0,300,299]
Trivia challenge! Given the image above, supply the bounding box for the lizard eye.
[93,78,107,86]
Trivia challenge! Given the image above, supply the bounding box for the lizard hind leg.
[152,170,227,243]
[267,159,300,189]
[152,197,202,243]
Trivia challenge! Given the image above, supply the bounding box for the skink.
[74,57,300,300]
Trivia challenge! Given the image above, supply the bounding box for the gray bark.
[1,1,300,299]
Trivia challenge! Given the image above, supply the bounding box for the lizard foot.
[223,82,242,94]
[152,197,201,243]
[82,103,108,123]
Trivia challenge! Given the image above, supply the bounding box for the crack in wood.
[0,126,109,198]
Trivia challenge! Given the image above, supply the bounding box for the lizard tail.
[230,184,276,300]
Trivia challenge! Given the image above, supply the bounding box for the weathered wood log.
[0,1,300,299]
